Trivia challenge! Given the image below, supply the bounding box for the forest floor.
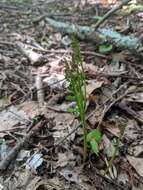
[0,0,143,189]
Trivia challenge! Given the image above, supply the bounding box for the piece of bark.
[16,42,45,66]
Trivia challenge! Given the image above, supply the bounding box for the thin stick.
[94,0,132,30]
[97,86,133,129]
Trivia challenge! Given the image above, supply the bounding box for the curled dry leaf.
[36,74,44,106]
[86,80,103,98]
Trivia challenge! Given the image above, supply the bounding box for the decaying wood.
[45,17,143,58]
[16,42,45,66]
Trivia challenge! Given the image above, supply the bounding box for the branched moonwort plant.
[65,36,87,161]
[65,36,102,161]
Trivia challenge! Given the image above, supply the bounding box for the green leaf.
[90,139,99,156]
[99,44,113,54]
[67,107,79,114]
[92,16,103,21]
[65,95,76,101]
[86,129,102,144]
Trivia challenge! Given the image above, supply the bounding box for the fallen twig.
[0,127,25,134]
[97,86,135,129]
[94,0,132,30]
[87,72,143,80]
[0,120,47,171]
[118,103,143,124]
[32,47,109,59]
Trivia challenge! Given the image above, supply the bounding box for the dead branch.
[45,17,143,58]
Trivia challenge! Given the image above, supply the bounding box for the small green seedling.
[99,43,113,54]
[92,16,103,21]
[104,137,122,175]
[65,95,76,102]
[67,106,79,115]
[86,129,102,156]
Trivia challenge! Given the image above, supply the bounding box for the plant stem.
[83,115,87,161]
[104,139,119,175]
[104,123,126,175]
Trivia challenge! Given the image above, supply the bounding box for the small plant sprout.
[86,129,102,156]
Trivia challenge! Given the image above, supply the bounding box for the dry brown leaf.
[103,121,120,137]
[127,155,143,177]
[86,80,103,98]
[52,112,74,130]
[0,106,28,137]
[123,120,139,141]
[56,152,75,168]
[117,171,129,186]
[59,166,94,190]
[130,144,143,157]
[85,64,100,75]
[18,101,45,118]
[27,176,63,190]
